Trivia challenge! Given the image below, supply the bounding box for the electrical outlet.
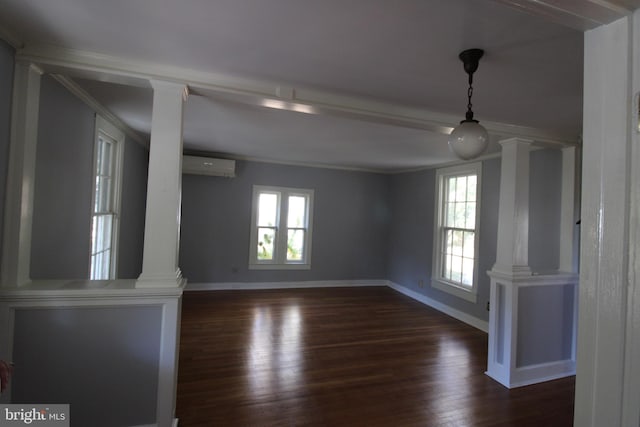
[418,279,424,288]
[486,301,490,311]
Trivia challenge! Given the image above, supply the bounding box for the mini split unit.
[182,155,236,178]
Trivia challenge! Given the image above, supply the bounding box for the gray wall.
[31,75,95,279]
[387,158,501,322]
[12,306,161,426]
[0,41,15,266]
[30,75,147,280]
[117,136,148,279]
[529,148,562,272]
[180,160,390,282]
[516,284,575,366]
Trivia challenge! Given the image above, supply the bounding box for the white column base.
[486,270,578,389]
[490,264,532,278]
[136,269,186,288]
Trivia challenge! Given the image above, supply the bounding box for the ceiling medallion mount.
[448,48,489,160]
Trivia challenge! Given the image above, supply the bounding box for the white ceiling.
[0,0,633,171]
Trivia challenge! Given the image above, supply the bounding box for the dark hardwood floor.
[176,287,574,426]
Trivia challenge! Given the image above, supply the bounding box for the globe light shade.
[448,120,489,160]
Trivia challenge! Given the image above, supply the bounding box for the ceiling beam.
[494,0,640,30]
[17,43,579,147]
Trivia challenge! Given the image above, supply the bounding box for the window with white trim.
[90,116,124,280]
[249,186,314,269]
[432,162,482,302]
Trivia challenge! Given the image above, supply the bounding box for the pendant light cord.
[466,73,474,121]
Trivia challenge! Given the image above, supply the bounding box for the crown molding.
[17,43,579,148]
[494,0,639,31]
[0,24,23,49]
[50,74,148,148]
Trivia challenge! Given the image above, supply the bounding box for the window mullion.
[277,192,289,264]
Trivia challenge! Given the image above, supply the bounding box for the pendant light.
[448,49,489,160]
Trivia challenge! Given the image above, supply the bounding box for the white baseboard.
[186,280,488,332]
[486,359,575,389]
[387,281,489,332]
[185,280,388,291]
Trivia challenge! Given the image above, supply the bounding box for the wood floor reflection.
[176,287,574,426]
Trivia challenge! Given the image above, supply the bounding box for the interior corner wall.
[387,157,501,322]
[117,136,148,279]
[179,160,391,283]
[31,75,95,279]
[529,148,562,272]
[0,40,15,267]
[30,75,148,280]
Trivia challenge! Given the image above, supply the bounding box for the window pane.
[90,248,111,280]
[92,215,113,254]
[454,202,466,228]
[450,255,463,282]
[445,201,454,227]
[451,229,463,256]
[258,193,278,226]
[447,178,455,204]
[98,137,114,177]
[443,251,451,280]
[465,203,476,229]
[455,176,467,202]
[95,176,112,213]
[463,231,475,258]
[467,175,477,202]
[287,229,305,261]
[257,227,276,260]
[462,257,474,286]
[287,196,306,228]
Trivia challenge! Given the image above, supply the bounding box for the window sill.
[249,263,311,270]
[431,279,477,303]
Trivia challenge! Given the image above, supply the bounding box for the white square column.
[486,137,578,389]
[492,138,532,277]
[136,80,188,288]
[1,62,42,288]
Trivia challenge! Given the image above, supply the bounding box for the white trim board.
[387,281,488,332]
[186,280,388,291]
[185,280,488,332]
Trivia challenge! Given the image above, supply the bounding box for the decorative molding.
[487,270,579,286]
[51,74,148,148]
[16,44,579,147]
[185,280,388,291]
[0,24,23,49]
[0,279,184,301]
[493,0,637,30]
[486,359,576,389]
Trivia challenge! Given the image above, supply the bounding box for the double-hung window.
[249,185,314,269]
[90,116,123,280]
[432,162,482,302]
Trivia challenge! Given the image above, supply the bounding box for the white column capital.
[149,79,189,100]
[498,137,534,148]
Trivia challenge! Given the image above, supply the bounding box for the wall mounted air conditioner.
[182,155,236,177]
